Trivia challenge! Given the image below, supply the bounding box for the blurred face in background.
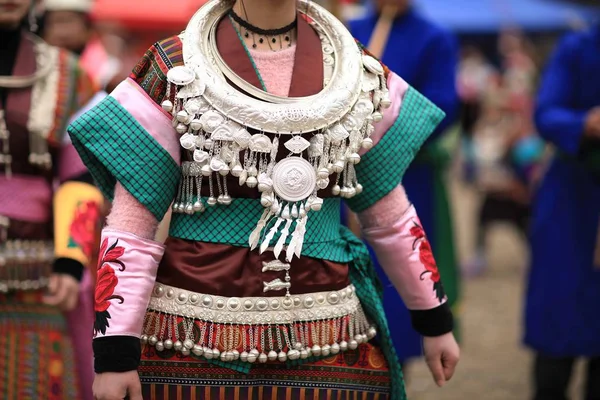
[43,10,91,54]
[375,0,410,15]
[0,0,32,29]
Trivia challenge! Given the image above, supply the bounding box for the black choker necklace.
[229,8,297,49]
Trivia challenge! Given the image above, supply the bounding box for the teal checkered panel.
[346,86,445,213]
[67,96,180,221]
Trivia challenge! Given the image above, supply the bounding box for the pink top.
[248,45,297,97]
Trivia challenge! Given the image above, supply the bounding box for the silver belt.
[0,240,54,293]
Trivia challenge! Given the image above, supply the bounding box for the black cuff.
[53,258,85,281]
[410,303,454,337]
[93,336,141,373]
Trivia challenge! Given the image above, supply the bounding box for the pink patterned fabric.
[66,270,94,400]
[94,229,164,338]
[111,79,181,164]
[362,205,447,310]
[249,45,296,97]
[0,174,52,222]
[360,72,409,156]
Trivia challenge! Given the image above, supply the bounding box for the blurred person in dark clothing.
[349,0,461,368]
[525,24,600,400]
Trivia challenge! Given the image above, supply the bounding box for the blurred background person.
[0,0,101,398]
[525,23,600,400]
[40,2,107,399]
[462,31,545,277]
[348,0,461,371]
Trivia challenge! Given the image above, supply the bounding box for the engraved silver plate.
[284,136,310,154]
[272,158,316,202]
[167,66,196,86]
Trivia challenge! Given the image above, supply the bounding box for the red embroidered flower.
[97,238,125,271]
[95,265,123,313]
[418,241,440,283]
[409,220,446,302]
[69,200,101,260]
[93,239,127,336]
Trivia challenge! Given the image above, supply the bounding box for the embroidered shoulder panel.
[130,36,184,106]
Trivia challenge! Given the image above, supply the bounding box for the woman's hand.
[93,371,143,400]
[42,274,80,312]
[423,332,460,387]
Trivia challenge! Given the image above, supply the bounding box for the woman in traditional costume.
[0,0,100,398]
[69,0,460,399]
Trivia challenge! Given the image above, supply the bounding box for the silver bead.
[176,203,185,213]
[193,201,205,212]
[331,343,340,354]
[250,349,260,357]
[220,352,229,362]
[181,348,191,356]
[148,336,158,346]
[212,349,220,359]
[317,178,329,190]
[347,187,357,198]
[176,123,188,134]
[219,165,230,176]
[184,339,194,350]
[311,345,322,356]
[247,352,257,363]
[231,164,244,177]
[317,168,329,179]
[321,344,331,357]
[155,341,165,352]
[332,160,345,173]
[257,182,271,193]
[185,204,194,214]
[207,197,217,206]
[258,353,268,363]
[246,176,258,188]
[347,153,361,165]
[232,350,240,360]
[140,334,148,344]
[294,342,303,350]
[161,100,173,112]
[340,187,352,198]
[248,166,258,176]
[240,351,249,362]
[190,119,202,131]
[362,137,374,150]
[300,349,309,359]
[268,350,278,361]
[332,185,341,196]
[201,164,212,177]
[192,345,204,356]
[260,193,274,207]
[204,348,214,359]
[204,139,214,149]
[287,349,301,360]
[164,339,173,349]
[340,341,348,351]
[174,340,183,351]
[349,340,359,350]
[355,183,364,194]
[278,351,288,362]
[176,110,189,123]
[380,97,392,109]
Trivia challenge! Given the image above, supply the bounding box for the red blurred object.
[91,0,208,31]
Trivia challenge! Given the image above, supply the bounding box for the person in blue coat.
[526,25,600,400]
[349,0,460,366]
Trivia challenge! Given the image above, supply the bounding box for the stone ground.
[403,175,585,400]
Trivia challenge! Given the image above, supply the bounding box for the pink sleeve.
[358,186,447,311]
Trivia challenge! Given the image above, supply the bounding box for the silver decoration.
[272,158,317,202]
[284,136,311,154]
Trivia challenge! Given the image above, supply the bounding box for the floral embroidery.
[94,239,126,337]
[410,221,445,302]
[68,200,101,260]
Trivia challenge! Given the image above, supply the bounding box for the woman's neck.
[232,0,297,30]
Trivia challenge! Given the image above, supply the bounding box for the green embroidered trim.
[68,96,180,221]
[346,86,445,213]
